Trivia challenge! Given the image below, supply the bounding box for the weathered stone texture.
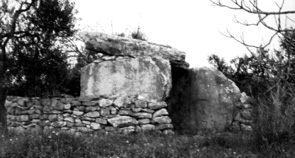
[6,95,173,134]
[79,32,187,66]
[189,67,241,131]
[80,57,171,102]
[167,66,251,133]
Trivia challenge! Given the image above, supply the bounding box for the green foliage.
[1,131,294,158]
[0,131,271,158]
[208,28,295,151]
[130,26,147,41]
[115,26,147,41]
[2,0,77,97]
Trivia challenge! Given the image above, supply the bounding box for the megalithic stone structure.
[79,32,189,102]
[5,32,253,135]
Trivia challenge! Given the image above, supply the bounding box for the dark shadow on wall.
[166,64,200,135]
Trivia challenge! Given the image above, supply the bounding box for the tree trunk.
[0,60,7,136]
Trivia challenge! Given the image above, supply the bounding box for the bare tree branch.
[211,0,295,50]
[211,0,295,15]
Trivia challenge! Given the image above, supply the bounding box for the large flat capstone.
[79,32,188,68]
[80,56,171,102]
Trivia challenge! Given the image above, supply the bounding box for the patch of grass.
[0,130,294,158]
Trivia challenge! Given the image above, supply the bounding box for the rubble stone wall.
[232,92,253,132]
[5,95,174,134]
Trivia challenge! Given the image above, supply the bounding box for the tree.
[0,0,76,135]
[210,0,295,149]
[210,0,295,51]
[209,0,295,96]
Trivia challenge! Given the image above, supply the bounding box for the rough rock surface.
[167,66,243,133]
[6,95,174,134]
[6,32,254,135]
[80,56,171,102]
[189,67,241,131]
[79,32,188,68]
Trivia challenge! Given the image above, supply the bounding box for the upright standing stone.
[81,57,171,102]
[187,67,241,132]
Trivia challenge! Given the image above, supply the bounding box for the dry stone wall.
[5,95,174,134]
[231,92,253,132]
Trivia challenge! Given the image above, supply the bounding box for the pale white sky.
[74,0,295,68]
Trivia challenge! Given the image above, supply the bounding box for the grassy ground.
[0,130,294,158]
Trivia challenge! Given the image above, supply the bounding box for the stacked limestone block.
[231,93,253,132]
[5,95,174,134]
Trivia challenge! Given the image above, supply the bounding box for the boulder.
[183,67,241,132]
[167,66,243,133]
[81,56,171,102]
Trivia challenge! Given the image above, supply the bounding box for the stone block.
[100,108,110,117]
[64,104,71,110]
[73,110,84,116]
[118,126,135,134]
[118,109,134,116]
[153,108,169,118]
[138,119,150,125]
[51,99,64,110]
[64,117,74,123]
[30,114,40,119]
[140,108,154,113]
[141,124,155,132]
[148,101,167,110]
[152,116,171,124]
[133,112,152,119]
[163,129,174,135]
[107,116,138,128]
[80,56,171,102]
[135,100,147,108]
[18,115,29,122]
[17,97,28,107]
[84,111,100,118]
[95,118,107,124]
[85,106,97,112]
[82,101,97,106]
[48,114,58,121]
[71,100,81,106]
[110,107,117,115]
[98,99,113,107]
[90,122,101,130]
[156,124,173,130]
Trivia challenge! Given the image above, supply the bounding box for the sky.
[74,0,295,68]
